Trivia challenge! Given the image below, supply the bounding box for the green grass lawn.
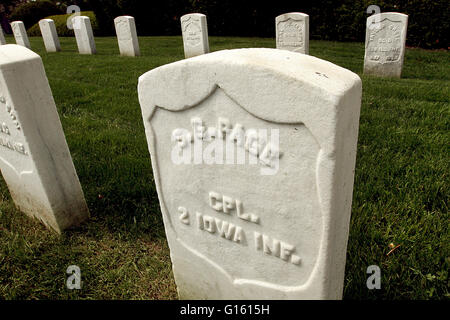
[0,35,448,299]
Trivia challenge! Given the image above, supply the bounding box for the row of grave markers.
[186,11,409,78]
[0,10,410,301]
[0,11,408,77]
[0,16,138,56]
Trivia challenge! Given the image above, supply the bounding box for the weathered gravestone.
[114,16,140,57]
[0,25,6,45]
[138,48,362,299]
[276,12,309,54]
[0,45,89,233]
[39,19,61,53]
[11,21,30,49]
[73,16,96,55]
[180,13,209,58]
[364,12,408,78]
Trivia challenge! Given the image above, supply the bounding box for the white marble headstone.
[180,13,209,58]
[138,48,362,299]
[0,26,6,45]
[73,16,96,55]
[114,16,140,57]
[0,45,89,233]
[276,12,309,54]
[11,21,30,49]
[364,12,408,78]
[39,19,61,52]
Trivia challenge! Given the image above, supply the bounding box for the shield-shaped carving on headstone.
[138,48,362,299]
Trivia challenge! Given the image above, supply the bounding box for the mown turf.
[0,35,448,299]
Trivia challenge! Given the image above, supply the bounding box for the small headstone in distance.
[276,12,309,54]
[11,21,30,49]
[180,13,209,58]
[39,19,61,52]
[73,16,96,55]
[114,16,140,57]
[364,12,408,78]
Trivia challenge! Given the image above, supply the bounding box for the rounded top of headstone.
[141,48,359,95]
[378,12,408,16]
[367,12,409,22]
[181,13,206,20]
[39,19,54,26]
[114,15,134,22]
[0,44,39,67]
[139,48,361,125]
[276,12,309,21]
[74,16,91,21]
